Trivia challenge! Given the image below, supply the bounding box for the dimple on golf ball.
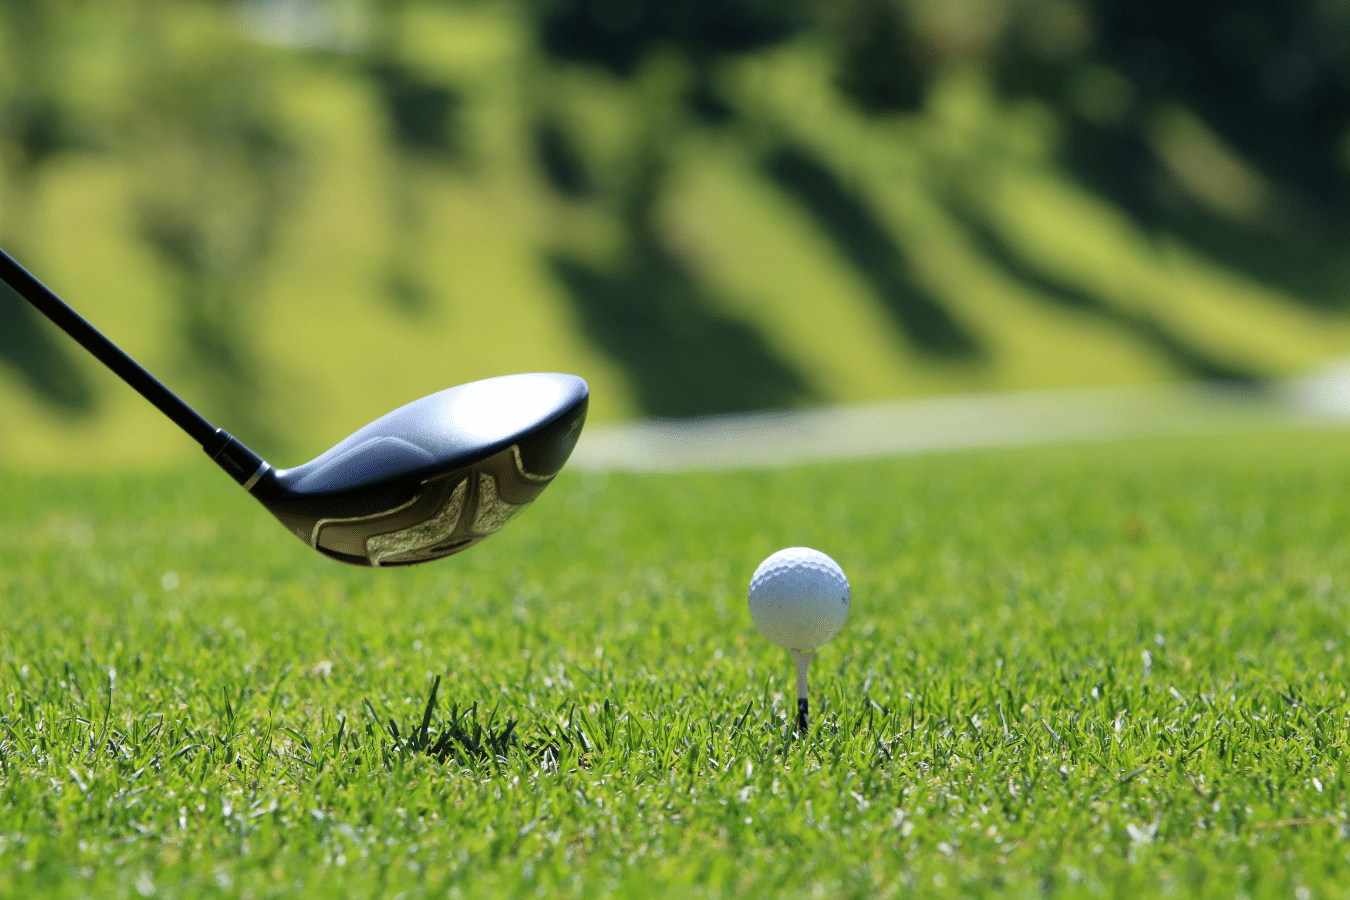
[748,547,850,652]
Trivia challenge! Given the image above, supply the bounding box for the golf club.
[0,246,588,567]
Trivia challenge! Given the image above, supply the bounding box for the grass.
[4,430,1350,897]
[8,6,1350,467]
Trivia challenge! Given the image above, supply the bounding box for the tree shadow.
[0,280,95,413]
[368,62,465,162]
[988,0,1350,312]
[533,114,593,201]
[944,200,1261,382]
[534,0,803,80]
[761,143,983,359]
[832,0,928,115]
[1151,201,1350,313]
[548,238,815,418]
[138,205,281,451]
[1080,0,1350,214]
[1060,123,1350,311]
[364,61,468,319]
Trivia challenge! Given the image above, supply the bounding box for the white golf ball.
[747,547,850,652]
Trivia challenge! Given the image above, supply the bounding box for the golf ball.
[748,547,850,652]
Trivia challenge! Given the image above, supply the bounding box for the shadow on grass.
[0,281,95,413]
[1060,124,1350,314]
[378,676,519,767]
[387,679,832,772]
[945,200,1261,383]
[761,142,983,360]
[1156,208,1350,315]
[548,238,814,418]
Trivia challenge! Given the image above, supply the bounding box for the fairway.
[4,431,1350,897]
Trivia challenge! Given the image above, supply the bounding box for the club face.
[249,373,588,566]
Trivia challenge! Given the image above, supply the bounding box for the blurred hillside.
[3,0,1350,469]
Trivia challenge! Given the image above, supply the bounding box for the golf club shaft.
[0,246,267,485]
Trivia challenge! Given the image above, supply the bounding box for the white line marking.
[571,365,1350,472]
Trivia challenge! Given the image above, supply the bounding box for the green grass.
[5,431,1350,897]
[8,7,1350,467]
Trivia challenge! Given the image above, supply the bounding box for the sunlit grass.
[6,11,1350,469]
[3,430,1350,897]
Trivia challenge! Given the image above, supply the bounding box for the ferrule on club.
[206,429,270,491]
[792,649,814,733]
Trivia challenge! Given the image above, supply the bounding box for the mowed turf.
[3,431,1350,898]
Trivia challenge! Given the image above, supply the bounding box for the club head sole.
[249,373,588,567]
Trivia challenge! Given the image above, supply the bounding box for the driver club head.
[247,373,588,567]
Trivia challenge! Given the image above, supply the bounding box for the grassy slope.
[4,430,1350,897]
[4,8,1350,468]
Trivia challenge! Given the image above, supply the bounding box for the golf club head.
[247,373,588,567]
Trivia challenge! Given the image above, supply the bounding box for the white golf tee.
[792,649,814,732]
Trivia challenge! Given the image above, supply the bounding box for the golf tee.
[791,650,814,732]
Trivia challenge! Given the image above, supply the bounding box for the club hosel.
[205,429,270,492]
